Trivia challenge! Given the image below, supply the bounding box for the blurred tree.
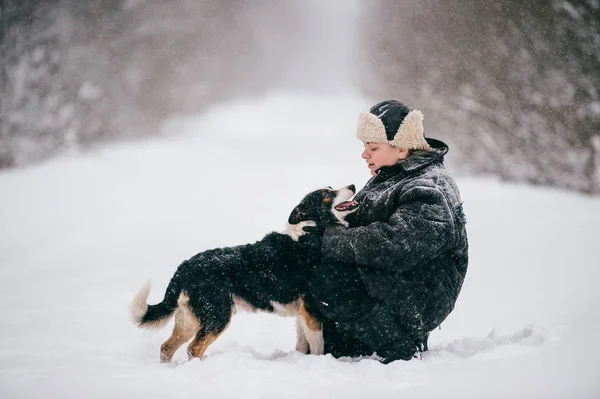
[0,0,298,167]
[360,0,600,193]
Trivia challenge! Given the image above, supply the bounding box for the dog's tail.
[130,276,182,330]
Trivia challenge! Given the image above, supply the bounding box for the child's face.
[361,142,408,176]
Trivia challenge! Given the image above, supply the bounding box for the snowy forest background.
[1,0,599,193]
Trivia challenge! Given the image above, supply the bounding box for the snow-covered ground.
[1,93,599,398]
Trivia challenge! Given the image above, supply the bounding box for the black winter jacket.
[321,138,468,334]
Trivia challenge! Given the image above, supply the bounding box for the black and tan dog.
[130,185,359,362]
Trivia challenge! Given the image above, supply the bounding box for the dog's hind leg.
[186,297,234,360]
[186,315,232,360]
[160,295,200,363]
[298,300,324,355]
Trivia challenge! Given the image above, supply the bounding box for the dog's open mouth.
[334,201,359,212]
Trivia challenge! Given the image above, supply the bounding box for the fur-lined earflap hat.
[357,100,431,150]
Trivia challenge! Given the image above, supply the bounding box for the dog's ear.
[288,206,305,225]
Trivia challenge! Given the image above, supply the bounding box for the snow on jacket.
[321,138,469,333]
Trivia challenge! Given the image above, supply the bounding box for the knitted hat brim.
[357,110,431,150]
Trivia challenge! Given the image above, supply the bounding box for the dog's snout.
[347,184,355,193]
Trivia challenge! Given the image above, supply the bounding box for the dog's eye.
[322,191,335,203]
